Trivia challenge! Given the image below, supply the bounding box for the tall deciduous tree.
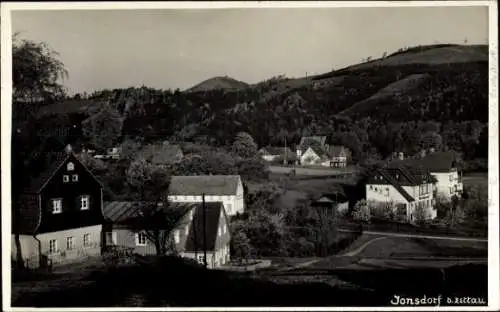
[232,132,258,158]
[126,158,188,255]
[12,34,68,104]
[82,106,124,152]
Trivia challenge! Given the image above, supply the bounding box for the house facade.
[12,145,104,269]
[102,201,231,269]
[387,151,463,201]
[168,175,245,217]
[365,167,437,222]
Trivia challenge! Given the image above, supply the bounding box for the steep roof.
[386,151,459,173]
[184,202,225,252]
[376,169,415,203]
[169,175,241,196]
[103,201,198,223]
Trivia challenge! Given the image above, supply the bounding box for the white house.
[366,167,437,222]
[297,146,351,167]
[387,151,463,201]
[168,175,245,217]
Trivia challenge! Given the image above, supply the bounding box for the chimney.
[398,152,404,160]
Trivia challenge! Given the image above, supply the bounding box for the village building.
[297,145,351,167]
[365,167,437,222]
[387,150,463,201]
[12,144,104,269]
[102,201,231,268]
[168,175,245,217]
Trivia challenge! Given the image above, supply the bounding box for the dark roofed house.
[366,166,437,223]
[168,175,244,216]
[102,201,231,268]
[12,144,104,269]
[386,150,463,201]
[183,202,231,268]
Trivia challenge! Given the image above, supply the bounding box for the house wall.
[432,170,462,200]
[12,225,102,269]
[300,148,321,165]
[366,183,436,221]
[38,155,104,234]
[262,155,279,162]
[168,179,245,216]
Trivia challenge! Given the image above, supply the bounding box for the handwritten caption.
[390,295,486,306]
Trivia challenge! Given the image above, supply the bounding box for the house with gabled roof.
[298,145,351,167]
[102,201,231,268]
[386,150,463,201]
[168,175,244,217]
[366,167,437,222]
[12,144,104,269]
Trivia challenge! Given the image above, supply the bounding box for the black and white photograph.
[1,1,498,310]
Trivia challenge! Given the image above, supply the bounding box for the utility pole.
[202,193,208,269]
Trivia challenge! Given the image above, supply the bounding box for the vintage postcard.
[1,1,498,311]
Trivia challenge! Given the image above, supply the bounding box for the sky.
[11,6,489,94]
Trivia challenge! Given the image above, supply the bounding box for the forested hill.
[32,43,489,164]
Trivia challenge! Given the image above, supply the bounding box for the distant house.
[140,142,184,167]
[12,145,104,269]
[258,146,296,164]
[387,150,463,201]
[298,145,351,167]
[168,175,245,217]
[103,201,231,268]
[366,167,437,222]
[93,146,122,160]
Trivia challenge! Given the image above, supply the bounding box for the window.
[106,232,117,245]
[136,233,147,246]
[226,203,232,214]
[52,199,62,214]
[374,187,378,192]
[369,185,373,190]
[223,223,227,234]
[174,230,180,244]
[385,188,389,197]
[72,174,79,182]
[49,239,58,254]
[197,255,205,264]
[80,195,90,210]
[184,225,189,236]
[66,237,74,250]
[63,175,70,183]
[83,234,91,247]
[67,162,74,171]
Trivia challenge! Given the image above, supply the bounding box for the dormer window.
[52,199,62,214]
[80,195,90,210]
[67,162,74,171]
[63,175,70,183]
[72,174,79,182]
